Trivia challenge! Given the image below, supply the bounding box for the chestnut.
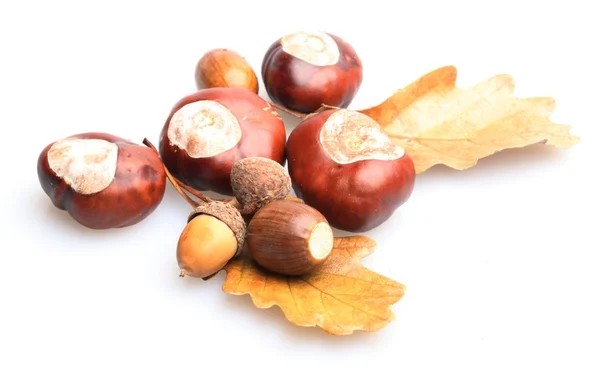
[158,87,287,195]
[246,199,333,276]
[37,132,167,229]
[261,30,363,114]
[195,48,259,94]
[286,109,415,232]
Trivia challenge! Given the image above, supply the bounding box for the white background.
[1,1,598,373]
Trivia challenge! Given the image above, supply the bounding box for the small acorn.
[177,200,246,279]
[246,199,334,276]
[230,156,292,215]
[195,48,259,94]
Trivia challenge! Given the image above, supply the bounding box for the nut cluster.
[175,156,333,278]
[36,30,416,280]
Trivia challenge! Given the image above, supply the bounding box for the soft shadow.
[329,203,411,239]
[36,194,118,240]
[331,227,356,237]
[34,182,188,245]
[416,144,574,183]
[219,280,390,345]
[165,265,216,292]
[281,113,302,136]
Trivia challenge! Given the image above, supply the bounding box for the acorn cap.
[230,157,291,215]
[187,200,246,256]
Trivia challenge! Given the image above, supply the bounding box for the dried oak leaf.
[222,235,405,335]
[358,65,580,174]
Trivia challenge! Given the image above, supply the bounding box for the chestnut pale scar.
[47,138,119,195]
[281,31,340,66]
[319,110,405,164]
[167,100,242,158]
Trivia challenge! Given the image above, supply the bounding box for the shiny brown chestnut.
[261,30,363,114]
[37,132,167,229]
[246,199,334,276]
[158,87,287,195]
[286,109,416,232]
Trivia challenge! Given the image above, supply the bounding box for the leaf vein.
[287,279,303,318]
[302,279,389,321]
[308,271,400,289]
[320,292,343,331]
[234,259,247,292]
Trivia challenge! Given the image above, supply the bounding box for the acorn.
[230,156,291,215]
[195,48,259,94]
[177,200,246,278]
[246,199,334,276]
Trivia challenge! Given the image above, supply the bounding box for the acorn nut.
[230,157,291,215]
[246,199,334,276]
[177,200,246,279]
[195,48,259,94]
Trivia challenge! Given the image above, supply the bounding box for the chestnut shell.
[261,33,363,114]
[158,87,287,195]
[286,110,416,232]
[37,132,167,230]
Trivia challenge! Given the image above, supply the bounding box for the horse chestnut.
[37,132,167,229]
[286,109,415,232]
[158,87,287,195]
[261,30,363,114]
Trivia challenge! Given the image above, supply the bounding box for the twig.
[169,174,213,203]
[319,103,342,110]
[269,102,342,121]
[269,102,307,119]
[142,138,198,208]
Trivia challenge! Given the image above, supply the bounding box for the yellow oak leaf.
[358,66,580,174]
[222,235,405,335]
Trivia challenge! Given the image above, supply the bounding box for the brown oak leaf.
[222,235,405,335]
[359,66,580,174]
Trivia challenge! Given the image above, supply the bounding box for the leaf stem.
[269,102,307,119]
[319,103,342,111]
[142,138,198,208]
[170,174,213,203]
[269,101,343,121]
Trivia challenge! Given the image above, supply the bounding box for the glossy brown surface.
[37,132,167,230]
[286,110,416,232]
[195,48,258,94]
[158,87,287,195]
[246,199,330,276]
[261,33,363,114]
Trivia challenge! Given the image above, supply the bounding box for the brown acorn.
[195,48,259,93]
[246,199,334,276]
[177,200,246,278]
